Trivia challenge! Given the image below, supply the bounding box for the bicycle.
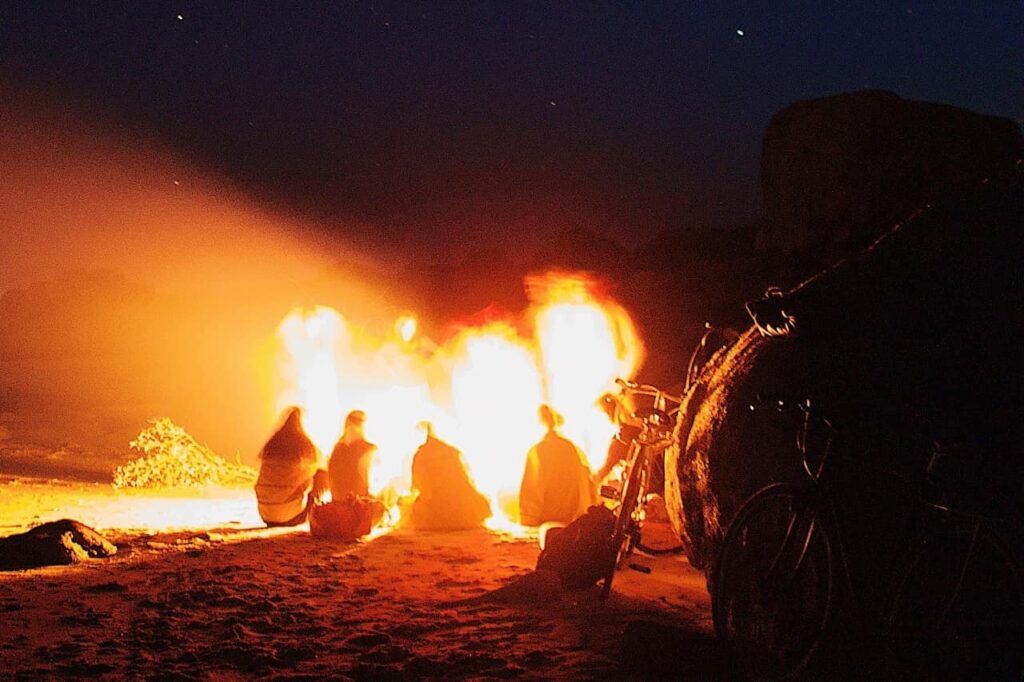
[712,400,1023,679]
[887,447,1024,679]
[599,378,683,599]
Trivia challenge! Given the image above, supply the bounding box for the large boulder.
[0,519,117,570]
[666,161,1023,574]
[759,90,1024,272]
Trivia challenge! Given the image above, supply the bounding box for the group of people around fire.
[254,402,598,534]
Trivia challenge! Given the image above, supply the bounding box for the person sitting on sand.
[255,407,327,527]
[518,405,596,527]
[328,410,376,500]
[405,422,491,531]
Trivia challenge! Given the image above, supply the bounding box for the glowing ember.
[273,272,644,524]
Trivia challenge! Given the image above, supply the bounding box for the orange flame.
[530,273,644,465]
[395,315,417,344]
[273,272,643,524]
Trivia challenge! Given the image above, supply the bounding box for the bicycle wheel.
[600,450,647,599]
[888,522,1024,678]
[634,540,686,556]
[713,483,833,680]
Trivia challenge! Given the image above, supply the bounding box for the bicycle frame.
[600,379,682,598]
[717,400,1023,676]
[755,398,996,632]
[753,400,894,627]
[618,440,650,548]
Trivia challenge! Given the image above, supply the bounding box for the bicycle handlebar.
[614,377,682,404]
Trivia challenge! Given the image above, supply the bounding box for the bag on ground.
[309,494,385,540]
[535,505,616,589]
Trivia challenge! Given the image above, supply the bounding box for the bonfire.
[112,417,257,490]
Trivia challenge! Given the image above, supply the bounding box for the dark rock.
[760,90,1024,273]
[0,519,117,570]
[667,162,1024,572]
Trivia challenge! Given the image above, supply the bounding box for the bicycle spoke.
[890,523,1023,678]
[714,485,833,679]
[764,505,801,580]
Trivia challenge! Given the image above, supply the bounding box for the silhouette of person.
[328,410,376,500]
[405,422,491,530]
[255,407,326,526]
[519,405,596,526]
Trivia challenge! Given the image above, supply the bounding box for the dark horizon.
[2,2,1021,261]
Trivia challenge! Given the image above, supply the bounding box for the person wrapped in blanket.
[518,405,596,527]
[328,410,375,500]
[254,407,327,527]
[404,421,491,530]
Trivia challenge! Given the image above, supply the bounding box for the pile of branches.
[112,418,256,490]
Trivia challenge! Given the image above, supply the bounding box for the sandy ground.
[0,480,713,679]
[0,477,262,535]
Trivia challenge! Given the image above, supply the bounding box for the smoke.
[0,86,403,479]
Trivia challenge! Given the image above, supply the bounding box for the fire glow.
[273,273,644,524]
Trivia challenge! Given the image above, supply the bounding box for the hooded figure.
[519,405,596,527]
[406,423,491,530]
[328,410,376,500]
[255,408,324,526]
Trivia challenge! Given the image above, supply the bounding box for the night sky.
[2,2,1021,260]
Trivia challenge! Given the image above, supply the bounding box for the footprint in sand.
[83,581,127,594]
[434,578,478,589]
[56,661,115,676]
[345,632,391,649]
[359,644,411,664]
[439,553,482,565]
